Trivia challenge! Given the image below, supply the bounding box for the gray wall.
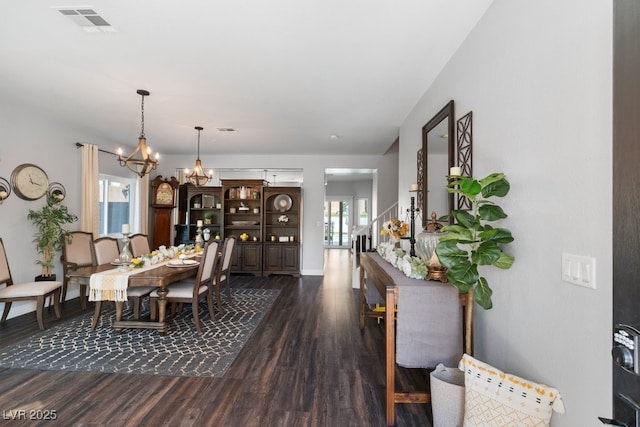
[398,1,612,425]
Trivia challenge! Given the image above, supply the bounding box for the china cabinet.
[263,186,301,276]
[221,179,264,275]
[174,183,222,246]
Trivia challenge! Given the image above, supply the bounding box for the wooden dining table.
[67,261,199,332]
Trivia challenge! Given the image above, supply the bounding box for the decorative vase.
[239,186,247,199]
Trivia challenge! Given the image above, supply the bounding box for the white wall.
[399,1,612,425]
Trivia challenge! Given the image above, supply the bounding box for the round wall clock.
[11,163,50,201]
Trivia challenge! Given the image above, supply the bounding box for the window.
[98,174,138,236]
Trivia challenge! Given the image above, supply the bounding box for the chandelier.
[117,89,159,178]
[186,126,212,186]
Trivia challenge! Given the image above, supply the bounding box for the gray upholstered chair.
[92,236,120,265]
[0,238,62,329]
[150,241,220,333]
[61,231,95,308]
[212,236,237,311]
[129,233,151,257]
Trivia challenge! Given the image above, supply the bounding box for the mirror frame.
[421,100,454,227]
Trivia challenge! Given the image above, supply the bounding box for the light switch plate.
[562,252,596,289]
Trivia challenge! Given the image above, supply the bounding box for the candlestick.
[122,224,130,234]
[197,220,203,227]
[449,166,462,176]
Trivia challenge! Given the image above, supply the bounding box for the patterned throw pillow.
[459,354,565,427]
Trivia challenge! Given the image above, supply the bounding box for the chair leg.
[92,301,103,330]
[1,301,12,323]
[52,289,62,319]
[206,288,215,320]
[225,280,234,307]
[192,300,202,333]
[215,285,224,313]
[36,295,46,330]
[79,284,88,310]
[61,278,68,304]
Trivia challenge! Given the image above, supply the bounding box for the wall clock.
[11,163,50,201]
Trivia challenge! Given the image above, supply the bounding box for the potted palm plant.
[27,194,78,280]
[435,172,514,309]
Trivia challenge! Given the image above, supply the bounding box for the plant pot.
[430,363,465,427]
[35,274,57,282]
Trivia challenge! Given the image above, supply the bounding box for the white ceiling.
[1,1,492,157]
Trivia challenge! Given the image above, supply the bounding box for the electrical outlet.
[562,253,596,289]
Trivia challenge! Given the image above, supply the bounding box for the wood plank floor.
[0,249,433,426]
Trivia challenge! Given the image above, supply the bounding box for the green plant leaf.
[459,178,481,197]
[493,252,515,269]
[481,176,510,198]
[438,225,474,242]
[451,209,476,228]
[484,227,514,244]
[472,242,502,265]
[447,262,478,291]
[478,204,507,221]
[435,241,469,267]
[474,277,493,309]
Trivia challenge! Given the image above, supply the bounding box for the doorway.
[324,198,351,247]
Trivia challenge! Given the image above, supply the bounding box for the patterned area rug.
[0,288,280,378]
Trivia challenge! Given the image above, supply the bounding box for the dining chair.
[0,238,62,329]
[93,236,120,265]
[61,231,95,309]
[129,233,151,257]
[149,241,220,333]
[212,236,237,312]
[90,236,155,329]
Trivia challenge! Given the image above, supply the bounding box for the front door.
[610,2,640,425]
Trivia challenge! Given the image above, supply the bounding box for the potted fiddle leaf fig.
[27,194,78,280]
[435,172,514,309]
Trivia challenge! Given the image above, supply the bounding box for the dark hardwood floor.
[0,249,432,426]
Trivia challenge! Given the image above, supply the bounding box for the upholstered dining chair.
[149,241,220,333]
[90,236,156,329]
[212,236,237,312]
[0,238,62,330]
[92,236,120,265]
[61,231,95,309]
[129,233,151,257]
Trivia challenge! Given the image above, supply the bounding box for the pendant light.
[117,89,159,178]
[186,126,212,186]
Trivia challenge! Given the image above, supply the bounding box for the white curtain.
[81,144,99,236]
[139,173,149,234]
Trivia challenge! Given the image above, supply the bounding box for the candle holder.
[119,232,133,264]
[195,225,203,246]
[405,195,420,257]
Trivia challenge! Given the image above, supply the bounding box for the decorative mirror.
[421,100,454,227]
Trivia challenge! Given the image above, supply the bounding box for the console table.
[358,252,473,426]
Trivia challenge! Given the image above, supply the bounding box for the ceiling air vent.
[54,7,116,33]
[217,128,238,133]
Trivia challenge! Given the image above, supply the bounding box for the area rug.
[0,288,280,378]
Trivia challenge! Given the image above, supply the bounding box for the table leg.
[156,286,168,325]
[386,286,396,426]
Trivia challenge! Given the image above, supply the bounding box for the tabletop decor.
[376,241,427,280]
[435,172,514,309]
[380,217,408,245]
[27,194,78,279]
[278,214,289,225]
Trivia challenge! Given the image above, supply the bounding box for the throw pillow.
[459,353,565,427]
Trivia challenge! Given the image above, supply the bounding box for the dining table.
[67,259,200,332]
